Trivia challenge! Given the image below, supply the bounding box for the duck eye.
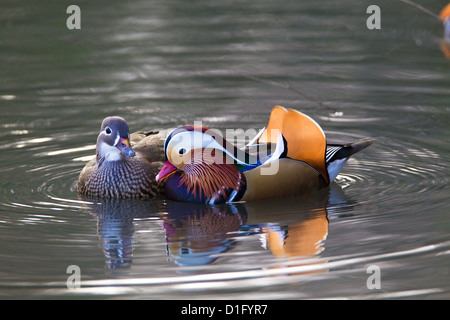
[105,127,112,135]
[178,148,186,155]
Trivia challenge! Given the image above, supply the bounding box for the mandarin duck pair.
[78,106,374,204]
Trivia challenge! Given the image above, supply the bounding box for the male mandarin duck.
[156,106,374,204]
[439,3,450,58]
[77,116,169,198]
[441,3,450,37]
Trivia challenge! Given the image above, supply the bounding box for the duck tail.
[326,138,375,182]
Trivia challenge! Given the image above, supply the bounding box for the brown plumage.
[77,117,169,199]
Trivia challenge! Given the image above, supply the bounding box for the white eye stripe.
[113,133,120,146]
[167,131,254,166]
[168,131,224,150]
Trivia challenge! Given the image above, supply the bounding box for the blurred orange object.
[439,3,450,59]
[439,3,450,20]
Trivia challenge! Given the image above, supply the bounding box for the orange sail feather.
[259,106,329,184]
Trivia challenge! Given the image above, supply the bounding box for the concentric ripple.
[340,141,447,207]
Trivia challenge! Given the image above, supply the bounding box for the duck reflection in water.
[82,199,161,270]
[81,184,353,272]
[162,202,247,267]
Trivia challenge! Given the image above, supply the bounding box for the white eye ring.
[105,127,112,135]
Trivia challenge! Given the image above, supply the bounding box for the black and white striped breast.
[82,158,160,198]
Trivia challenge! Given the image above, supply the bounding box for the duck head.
[96,116,136,162]
[157,125,226,179]
[156,125,248,203]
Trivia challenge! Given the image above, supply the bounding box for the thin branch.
[397,0,443,22]
[238,72,339,113]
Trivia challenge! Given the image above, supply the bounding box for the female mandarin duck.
[77,116,168,198]
[156,106,374,204]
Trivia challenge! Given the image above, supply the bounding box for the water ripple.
[2,240,448,299]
